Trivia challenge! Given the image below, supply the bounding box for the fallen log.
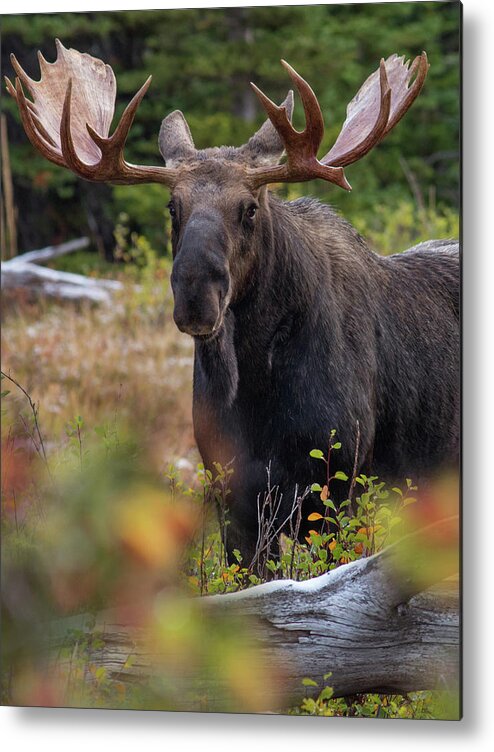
[2,260,123,303]
[2,237,90,266]
[1,237,123,303]
[49,517,460,710]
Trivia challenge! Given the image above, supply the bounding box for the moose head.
[6,40,428,339]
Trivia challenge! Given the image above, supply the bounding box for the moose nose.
[174,316,217,337]
[173,302,219,337]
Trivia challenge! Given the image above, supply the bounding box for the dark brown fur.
[162,135,459,566]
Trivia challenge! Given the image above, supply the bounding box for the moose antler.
[6,42,428,192]
[5,39,177,186]
[247,52,429,190]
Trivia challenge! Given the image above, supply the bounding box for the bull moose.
[6,41,459,565]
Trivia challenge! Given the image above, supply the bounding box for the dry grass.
[1,283,197,466]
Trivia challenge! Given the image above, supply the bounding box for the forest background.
[1,1,460,262]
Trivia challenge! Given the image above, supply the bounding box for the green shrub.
[353,198,459,255]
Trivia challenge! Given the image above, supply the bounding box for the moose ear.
[159,110,196,166]
[238,91,294,165]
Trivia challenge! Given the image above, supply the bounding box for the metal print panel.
[1,0,461,719]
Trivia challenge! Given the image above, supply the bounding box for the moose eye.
[246,205,258,220]
[168,202,177,218]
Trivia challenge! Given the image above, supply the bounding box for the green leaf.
[301,698,317,713]
[334,470,349,481]
[319,686,334,701]
[331,543,343,558]
[309,532,322,547]
[311,483,322,493]
[302,678,319,687]
[309,449,325,460]
[332,442,342,449]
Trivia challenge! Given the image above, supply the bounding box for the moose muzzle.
[171,214,230,338]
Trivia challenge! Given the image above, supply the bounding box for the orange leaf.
[320,485,329,501]
[354,542,364,554]
[329,540,337,552]
[357,525,382,536]
[307,512,323,522]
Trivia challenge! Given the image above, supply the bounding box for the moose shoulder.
[7,43,459,566]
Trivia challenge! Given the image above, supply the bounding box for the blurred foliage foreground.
[1,256,459,718]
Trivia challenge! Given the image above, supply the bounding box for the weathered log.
[1,237,123,303]
[3,236,90,266]
[50,517,459,709]
[1,261,122,302]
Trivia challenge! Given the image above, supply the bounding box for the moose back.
[7,43,459,565]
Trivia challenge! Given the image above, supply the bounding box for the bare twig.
[250,474,310,579]
[77,422,83,471]
[347,419,361,514]
[289,489,307,581]
[1,370,52,479]
[12,490,19,534]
